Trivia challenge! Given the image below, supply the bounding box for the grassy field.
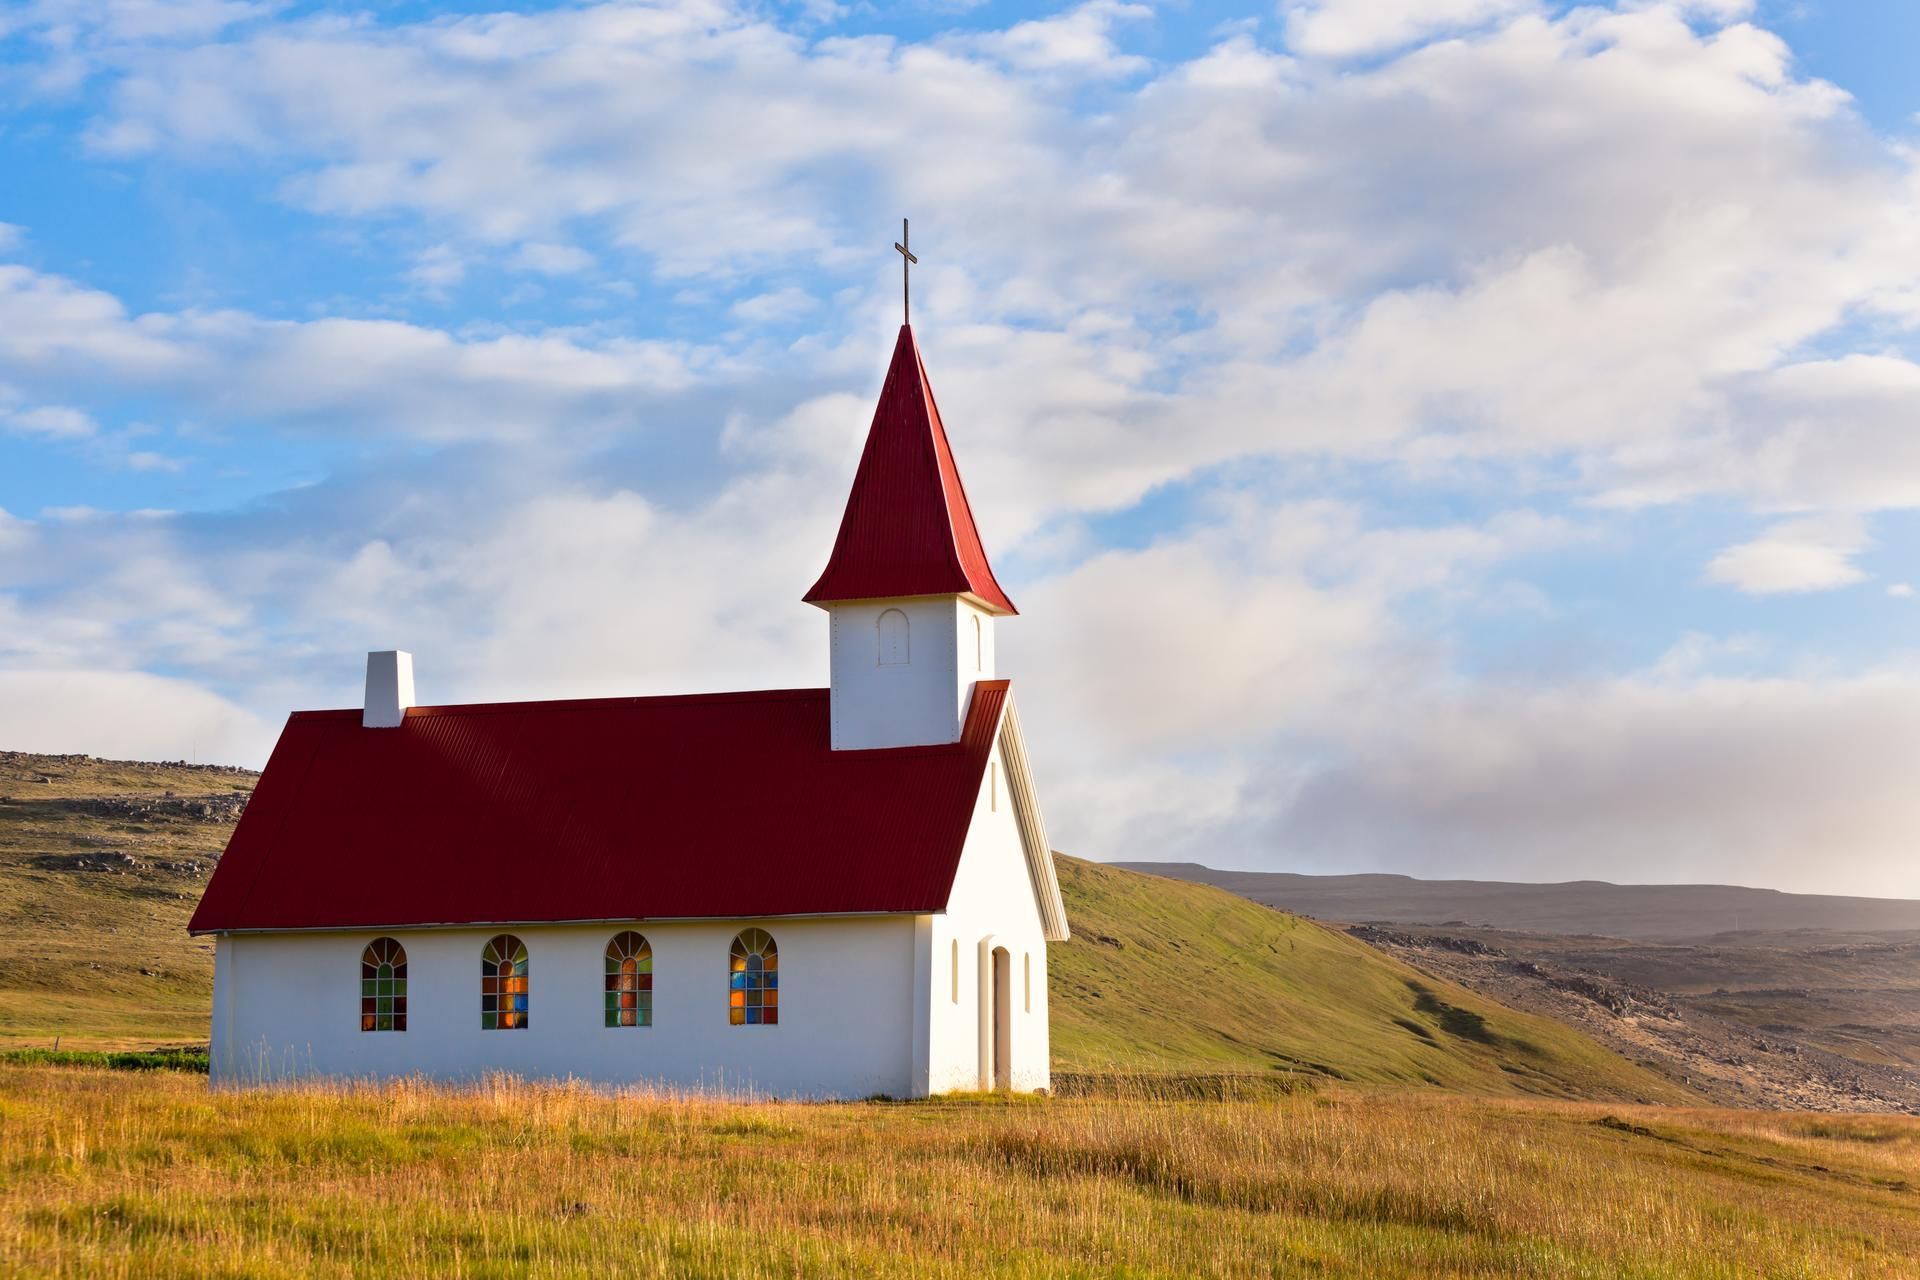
[2,1063,1916,1278]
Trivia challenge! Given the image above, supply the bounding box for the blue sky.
[6,0,1920,896]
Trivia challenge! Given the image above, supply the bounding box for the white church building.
[189,322,1070,1098]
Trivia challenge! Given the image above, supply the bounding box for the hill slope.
[1119,861,1920,941]
[0,752,246,1047]
[1051,857,1691,1100]
[0,750,1689,1101]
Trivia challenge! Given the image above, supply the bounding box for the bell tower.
[804,324,1017,751]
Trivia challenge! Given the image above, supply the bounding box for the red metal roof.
[803,325,1017,615]
[189,681,1010,934]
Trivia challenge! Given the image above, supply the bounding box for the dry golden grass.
[4,1064,1917,1278]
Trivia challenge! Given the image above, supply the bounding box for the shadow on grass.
[1407,982,1499,1045]
[0,1046,209,1073]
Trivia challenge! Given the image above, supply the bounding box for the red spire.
[804,325,1017,615]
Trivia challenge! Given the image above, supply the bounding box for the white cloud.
[1889,583,1914,599]
[0,668,277,764]
[0,509,31,552]
[1283,0,1537,58]
[966,0,1151,76]
[1662,0,1757,20]
[730,287,818,325]
[0,262,718,444]
[1705,515,1870,595]
[0,224,23,253]
[1,0,268,46]
[510,241,596,276]
[407,244,467,292]
[1268,668,1920,899]
[1668,356,1920,513]
[4,404,97,438]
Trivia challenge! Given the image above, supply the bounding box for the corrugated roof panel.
[189,682,1011,934]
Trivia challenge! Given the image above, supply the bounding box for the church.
[188,319,1070,1098]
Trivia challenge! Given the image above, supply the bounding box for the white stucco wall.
[827,597,997,750]
[210,915,918,1099]
[921,732,1051,1094]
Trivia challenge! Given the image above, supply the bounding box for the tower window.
[972,615,983,672]
[1024,952,1032,1013]
[990,762,999,812]
[878,609,910,666]
[951,938,959,1004]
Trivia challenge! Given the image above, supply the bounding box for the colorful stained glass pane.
[727,930,778,1027]
[481,935,529,1030]
[360,939,408,1032]
[601,933,652,1030]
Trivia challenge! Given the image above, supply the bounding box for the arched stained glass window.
[361,937,407,1032]
[482,934,529,1030]
[729,928,778,1026]
[606,931,653,1027]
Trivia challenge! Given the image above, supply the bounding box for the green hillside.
[1,751,1691,1102]
[0,753,241,1048]
[1050,856,1695,1102]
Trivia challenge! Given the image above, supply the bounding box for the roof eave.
[189,906,935,938]
[801,588,1017,617]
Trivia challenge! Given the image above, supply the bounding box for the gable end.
[997,695,1070,942]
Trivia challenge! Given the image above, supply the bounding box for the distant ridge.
[1113,863,1920,942]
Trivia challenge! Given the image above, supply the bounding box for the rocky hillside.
[1345,922,1920,1114]
[1121,862,1920,940]
[0,751,255,1048]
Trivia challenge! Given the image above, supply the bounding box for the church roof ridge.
[286,686,828,723]
[803,324,1017,615]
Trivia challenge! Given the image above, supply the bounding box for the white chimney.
[363,650,415,728]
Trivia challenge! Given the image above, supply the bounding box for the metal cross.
[894,218,918,325]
